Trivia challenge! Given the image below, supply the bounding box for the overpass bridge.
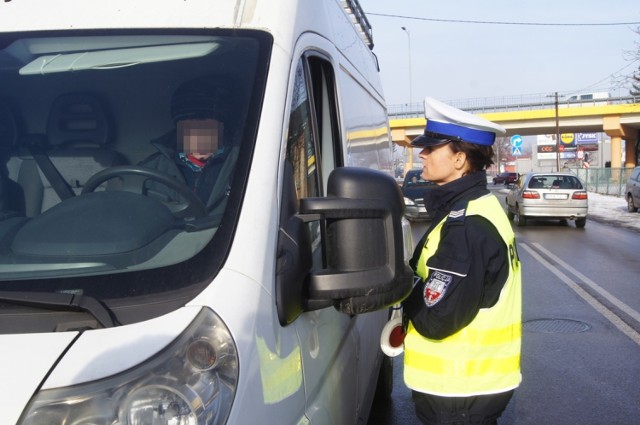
[389,95,640,170]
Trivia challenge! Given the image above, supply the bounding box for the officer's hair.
[449,140,495,173]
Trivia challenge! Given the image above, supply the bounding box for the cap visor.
[411,133,451,147]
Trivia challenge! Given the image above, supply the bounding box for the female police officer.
[402,97,522,425]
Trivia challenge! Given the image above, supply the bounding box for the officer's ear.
[454,151,468,171]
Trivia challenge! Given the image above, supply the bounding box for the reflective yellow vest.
[404,194,522,397]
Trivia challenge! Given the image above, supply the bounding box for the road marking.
[520,242,640,347]
[532,242,640,324]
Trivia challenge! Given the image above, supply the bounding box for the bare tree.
[631,26,640,96]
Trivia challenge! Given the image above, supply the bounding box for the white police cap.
[411,97,506,147]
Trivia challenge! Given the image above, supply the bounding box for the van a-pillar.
[603,114,637,168]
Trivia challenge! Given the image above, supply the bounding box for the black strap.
[24,134,75,201]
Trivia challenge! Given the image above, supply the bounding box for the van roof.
[0,0,373,49]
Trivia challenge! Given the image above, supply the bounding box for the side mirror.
[303,167,412,313]
[276,166,413,325]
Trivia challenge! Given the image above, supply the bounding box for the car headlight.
[403,197,416,206]
[20,307,238,425]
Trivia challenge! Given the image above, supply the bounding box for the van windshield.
[0,31,270,328]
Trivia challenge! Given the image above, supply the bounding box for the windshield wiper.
[0,291,118,328]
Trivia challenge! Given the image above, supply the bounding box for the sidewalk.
[586,192,640,233]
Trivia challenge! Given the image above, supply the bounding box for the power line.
[570,59,640,94]
[367,12,640,27]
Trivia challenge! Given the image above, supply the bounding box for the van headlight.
[20,308,238,425]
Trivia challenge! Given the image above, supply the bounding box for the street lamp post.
[401,26,413,108]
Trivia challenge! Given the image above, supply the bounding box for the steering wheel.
[82,165,207,218]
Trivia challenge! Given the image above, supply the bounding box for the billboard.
[576,133,599,145]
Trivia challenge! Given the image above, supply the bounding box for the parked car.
[625,166,640,212]
[493,172,519,185]
[402,169,436,220]
[505,172,588,228]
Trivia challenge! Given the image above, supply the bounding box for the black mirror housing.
[300,167,413,315]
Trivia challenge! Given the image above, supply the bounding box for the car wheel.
[506,203,515,220]
[627,195,638,213]
[575,217,586,228]
[514,207,527,227]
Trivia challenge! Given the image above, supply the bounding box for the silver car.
[401,169,436,221]
[505,172,588,228]
[625,166,640,213]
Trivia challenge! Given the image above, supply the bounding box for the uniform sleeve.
[403,216,508,340]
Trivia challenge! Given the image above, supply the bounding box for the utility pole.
[496,137,501,173]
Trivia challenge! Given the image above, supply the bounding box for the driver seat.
[29,93,127,215]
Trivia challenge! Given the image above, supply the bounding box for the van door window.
[285,56,341,269]
[287,60,320,201]
[308,56,343,191]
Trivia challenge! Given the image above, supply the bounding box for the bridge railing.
[388,94,640,118]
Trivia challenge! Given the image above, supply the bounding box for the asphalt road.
[368,187,640,425]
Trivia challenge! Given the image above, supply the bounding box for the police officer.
[402,97,522,425]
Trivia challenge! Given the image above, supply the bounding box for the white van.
[0,1,413,424]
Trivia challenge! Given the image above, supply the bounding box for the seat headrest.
[47,93,112,148]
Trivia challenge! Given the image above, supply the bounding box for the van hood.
[0,332,78,425]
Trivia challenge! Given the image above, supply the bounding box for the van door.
[284,55,358,424]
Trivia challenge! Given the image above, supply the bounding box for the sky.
[358,0,640,107]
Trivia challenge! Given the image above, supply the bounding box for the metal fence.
[573,167,633,197]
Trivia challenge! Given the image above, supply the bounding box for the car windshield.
[404,172,430,186]
[528,175,583,189]
[0,31,269,316]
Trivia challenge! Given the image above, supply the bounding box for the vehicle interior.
[528,175,583,190]
[0,31,270,329]
[403,169,433,187]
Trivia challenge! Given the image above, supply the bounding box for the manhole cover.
[523,319,591,334]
